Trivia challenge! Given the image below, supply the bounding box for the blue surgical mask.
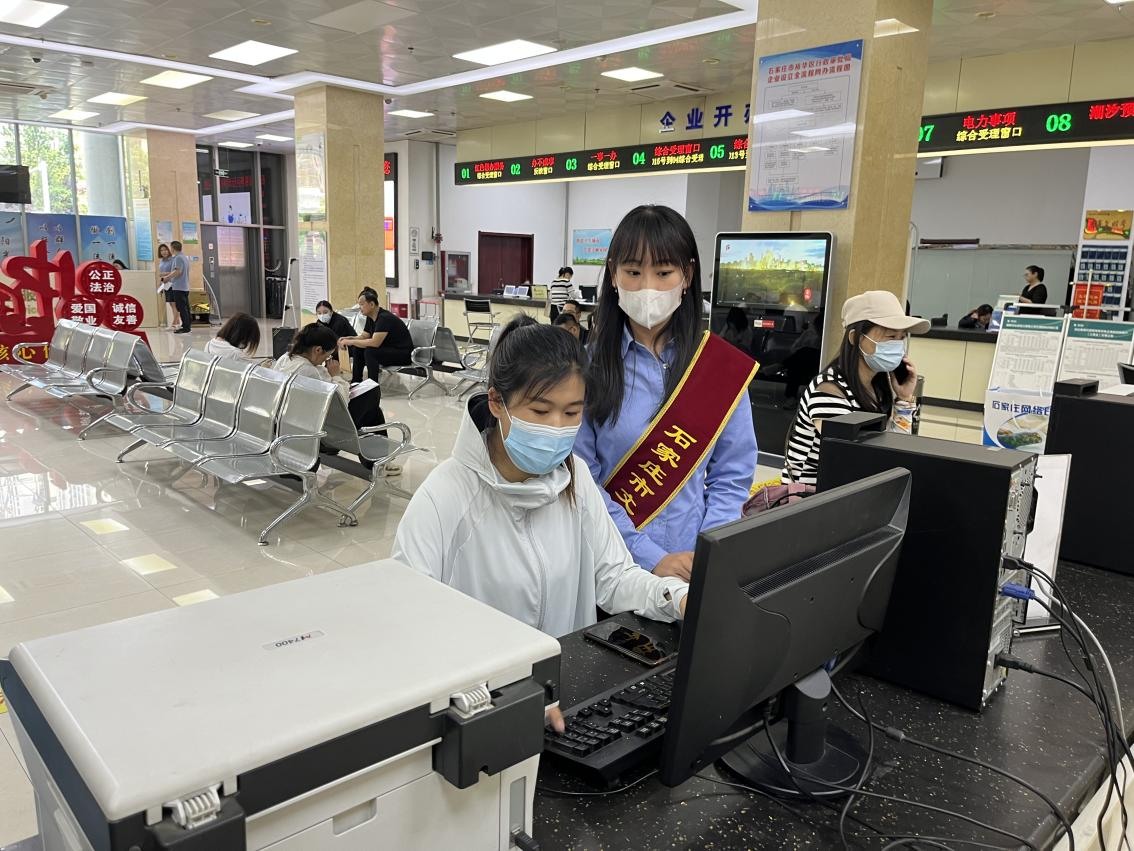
[861,336,906,373]
[502,404,579,475]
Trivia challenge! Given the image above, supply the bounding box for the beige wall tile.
[923,59,961,114]
[536,114,585,153]
[456,127,493,161]
[956,46,1074,111]
[491,121,537,158]
[585,106,643,148]
[1070,37,1134,102]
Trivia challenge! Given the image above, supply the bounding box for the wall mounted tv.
[0,165,31,205]
[712,231,833,311]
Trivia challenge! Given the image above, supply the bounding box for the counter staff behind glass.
[1020,265,1047,304]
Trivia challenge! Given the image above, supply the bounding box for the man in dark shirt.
[339,290,413,381]
[959,304,993,330]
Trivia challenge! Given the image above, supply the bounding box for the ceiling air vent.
[0,81,55,98]
[402,128,457,142]
[625,81,708,101]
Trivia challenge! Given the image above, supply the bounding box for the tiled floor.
[0,321,981,844]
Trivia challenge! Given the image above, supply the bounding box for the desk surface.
[923,327,999,344]
[535,562,1133,849]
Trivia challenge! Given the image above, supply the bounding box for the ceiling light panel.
[209,40,297,66]
[479,90,532,102]
[389,108,433,118]
[204,110,261,121]
[454,40,556,66]
[141,70,212,89]
[49,108,98,121]
[87,92,146,106]
[309,0,414,33]
[0,0,67,28]
[256,134,291,142]
[601,67,664,82]
[218,141,253,148]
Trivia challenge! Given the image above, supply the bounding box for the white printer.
[0,560,561,851]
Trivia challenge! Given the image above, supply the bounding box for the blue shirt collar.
[619,322,676,360]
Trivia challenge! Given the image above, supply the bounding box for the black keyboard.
[543,664,676,787]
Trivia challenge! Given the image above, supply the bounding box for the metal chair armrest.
[410,345,436,367]
[357,422,411,464]
[83,366,126,393]
[125,381,175,413]
[268,431,327,471]
[12,341,50,366]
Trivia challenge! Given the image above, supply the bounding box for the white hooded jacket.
[392,398,689,637]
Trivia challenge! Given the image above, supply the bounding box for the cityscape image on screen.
[716,237,828,308]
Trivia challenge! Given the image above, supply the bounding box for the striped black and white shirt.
[783,367,859,486]
[782,366,916,485]
[549,278,577,310]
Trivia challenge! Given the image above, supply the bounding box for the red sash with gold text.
[603,332,758,530]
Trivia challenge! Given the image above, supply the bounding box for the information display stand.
[1056,318,1134,387]
[983,315,1066,452]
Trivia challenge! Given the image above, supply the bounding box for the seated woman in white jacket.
[392,316,689,639]
[204,312,261,360]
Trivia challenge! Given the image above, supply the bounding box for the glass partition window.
[19,125,75,213]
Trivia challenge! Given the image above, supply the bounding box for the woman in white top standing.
[204,313,261,360]
[782,291,929,486]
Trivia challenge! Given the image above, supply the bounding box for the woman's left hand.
[893,358,918,402]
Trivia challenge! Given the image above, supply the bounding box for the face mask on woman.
[317,312,332,324]
[861,336,906,373]
[617,285,683,329]
[502,404,580,475]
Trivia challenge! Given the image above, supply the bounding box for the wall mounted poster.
[748,39,863,212]
[79,215,129,264]
[25,213,78,260]
[0,213,24,260]
[155,220,173,247]
[572,229,612,266]
[133,199,152,261]
[181,221,199,245]
[1082,209,1133,241]
[299,229,328,315]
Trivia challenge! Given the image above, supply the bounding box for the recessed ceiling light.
[601,66,664,82]
[874,17,919,37]
[209,40,297,66]
[0,0,68,28]
[479,90,532,102]
[389,108,434,118]
[1104,0,1134,4]
[256,133,292,142]
[87,91,146,106]
[309,0,413,34]
[218,141,253,148]
[203,109,261,121]
[49,108,98,121]
[454,39,555,66]
[141,70,212,89]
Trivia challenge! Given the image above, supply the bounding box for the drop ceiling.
[0,0,1130,150]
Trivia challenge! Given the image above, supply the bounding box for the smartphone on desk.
[583,622,675,667]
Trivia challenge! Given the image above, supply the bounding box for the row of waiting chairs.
[2,321,177,438]
[102,350,415,545]
[385,319,501,400]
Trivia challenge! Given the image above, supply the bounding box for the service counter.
[537,561,1134,849]
[909,327,996,409]
[442,293,598,339]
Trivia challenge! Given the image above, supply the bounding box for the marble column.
[293,85,385,315]
[742,0,933,354]
[145,130,201,290]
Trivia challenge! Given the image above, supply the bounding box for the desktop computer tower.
[816,415,1037,711]
[1048,379,1134,575]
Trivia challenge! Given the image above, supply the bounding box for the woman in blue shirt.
[575,205,758,581]
[156,243,177,330]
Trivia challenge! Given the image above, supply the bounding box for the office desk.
[441,293,598,339]
[536,562,1133,849]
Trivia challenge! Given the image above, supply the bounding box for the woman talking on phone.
[575,205,759,582]
[782,290,928,487]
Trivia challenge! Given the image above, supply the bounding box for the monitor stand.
[718,668,867,799]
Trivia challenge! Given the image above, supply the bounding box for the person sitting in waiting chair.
[338,290,414,383]
[205,313,261,360]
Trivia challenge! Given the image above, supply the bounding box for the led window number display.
[917,98,1134,154]
[454,134,748,185]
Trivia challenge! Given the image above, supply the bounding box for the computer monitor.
[503,285,517,297]
[515,285,530,298]
[712,231,833,312]
[1120,362,1134,384]
[580,285,599,303]
[658,468,911,793]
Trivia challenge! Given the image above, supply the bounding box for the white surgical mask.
[317,312,332,324]
[617,285,683,329]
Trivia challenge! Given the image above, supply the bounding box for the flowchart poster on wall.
[1057,318,1134,386]
[155,220,173,247]
[572,229,612,266]
[79,216,128,264]
[25,214,78,261]
[133,199,152,262]
[299,230,328,314]
[984,315,1066,452]
[181,222,199,246]
[748,39,863,212]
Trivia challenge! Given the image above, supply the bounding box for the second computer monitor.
[659,468,911,788]
[712,231,832,313]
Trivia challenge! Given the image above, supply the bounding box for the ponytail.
[289,322,338,356]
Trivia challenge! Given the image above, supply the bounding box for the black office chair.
[462,298,498,354]
[930,313,948,327]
